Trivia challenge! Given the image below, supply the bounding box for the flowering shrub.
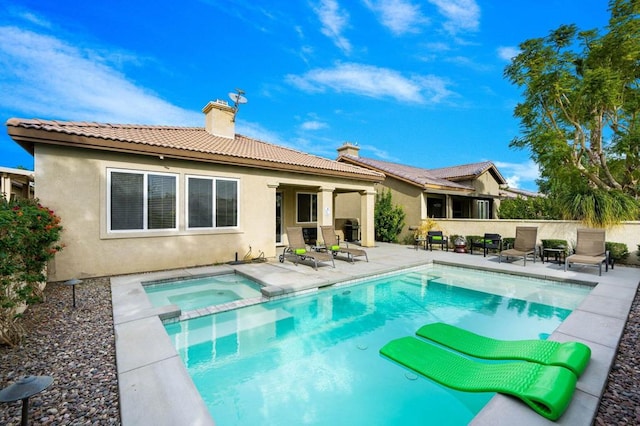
[1,198,63,345]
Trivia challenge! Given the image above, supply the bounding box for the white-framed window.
[108,169,178,232]
[477,200,490,219]
[186,176,239,229]
[296,192,317,223]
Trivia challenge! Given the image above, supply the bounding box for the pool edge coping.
[111,253,639,426]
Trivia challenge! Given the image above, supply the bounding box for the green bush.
[374,189,405,243]
[1,198,63,346]
[606,242,629,262]
[465,235,483,247]
[498,196,556,219]
[541,239,569,254]
[503,237,515,249]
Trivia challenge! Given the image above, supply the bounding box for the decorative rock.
[0,278,119,425]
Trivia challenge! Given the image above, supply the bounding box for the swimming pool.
[165,264,591,425]
[144,273,263,312]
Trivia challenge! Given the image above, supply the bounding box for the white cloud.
[16,11,52,29]
[301,120,328,130]
[312,0,352,54]
[286,62,453,104]
[0,26,201,126]
[363,0,429,35]
[494,159,540,190]
[428,0,480,34]
[497,46,520,61]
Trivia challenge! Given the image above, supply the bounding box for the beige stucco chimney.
[202,100,235,139]
[337,142,360,157]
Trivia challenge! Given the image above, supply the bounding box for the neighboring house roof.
[428,161,507,185]
[500,187,542,199]
[337,155,475,192]
[6,119,384,182]
[0,166,34,178]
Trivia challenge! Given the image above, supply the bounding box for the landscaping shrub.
[606,242,629,263]
[465,235,483,247]
[374,189,405,243]
[1,198,63,346]
[502,237,515,249]
[541,239,569,254]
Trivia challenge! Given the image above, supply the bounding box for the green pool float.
[380,336,577,421]
[416,322,591,377]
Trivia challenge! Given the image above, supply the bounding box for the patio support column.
[360,190,376,247]
[445,195,452,219]
[1,173,10,201]
[317,187,335,233]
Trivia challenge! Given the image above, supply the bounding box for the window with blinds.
[187,176,239,229]
[108,169,177,231]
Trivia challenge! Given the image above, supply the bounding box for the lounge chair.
[380,335,577,421]
[320,226,368,263]
[470,233,501,257]
[279,226,335,270]
[416,322,591,377]
[427,231,448,251]
[499,226,538,266]
[564,229,610,276]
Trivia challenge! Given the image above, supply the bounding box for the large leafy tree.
[505,0,640,226]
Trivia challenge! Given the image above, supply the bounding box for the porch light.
[0,375,53,426]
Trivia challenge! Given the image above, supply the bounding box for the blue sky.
[0,0,610,191]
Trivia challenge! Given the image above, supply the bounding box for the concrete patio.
[110,242,639,426]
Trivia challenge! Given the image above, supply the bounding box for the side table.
[542,248,565,265]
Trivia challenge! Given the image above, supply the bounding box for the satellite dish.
[228,88,248,122]
[229,92,248,105]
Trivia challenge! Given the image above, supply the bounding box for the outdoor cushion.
[295,248,307,255]
[331,245,340,251]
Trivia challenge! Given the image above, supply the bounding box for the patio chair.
[470,233,502,257]
[279,226,335,270]
[427,231,448,251]
[499,227,538,266]
[564,229,610,276]
[320,226,368,263]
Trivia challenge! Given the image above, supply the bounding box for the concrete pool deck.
[111,242,639,425]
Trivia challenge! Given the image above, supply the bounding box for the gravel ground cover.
[0,278,119,425]
[0,276,638,425]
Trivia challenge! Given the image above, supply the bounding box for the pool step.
[168,305,294,348]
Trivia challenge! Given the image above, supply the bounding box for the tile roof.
[429,161,506,184]
[500,187,542,198]
[337,155,473,191]
[6,119,384,181]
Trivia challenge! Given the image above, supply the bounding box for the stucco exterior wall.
[379,178,424,237]
[471,171,502,196]
[36,145,377,281]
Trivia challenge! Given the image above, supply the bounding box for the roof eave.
[7,127,384,183]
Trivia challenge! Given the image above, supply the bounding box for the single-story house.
[335,143,507,237]
[6,100,384,281]
[1,166,34,201]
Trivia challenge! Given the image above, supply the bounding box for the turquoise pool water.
[144,274,262,312]
[165,265,591,425]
